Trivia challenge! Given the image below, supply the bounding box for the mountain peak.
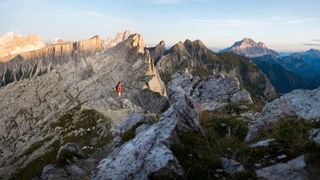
[223,38,279,58]
[235,38,266,49]
[305,48,320,54]
[121,33,145,53]
[105,31,132,49]
[184,39,206,48]
[0,32,46,59]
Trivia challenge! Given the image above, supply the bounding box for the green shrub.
[225,102,241,115]
[121,122,144,143]
[171,114,251,179]
[272,118,315,156]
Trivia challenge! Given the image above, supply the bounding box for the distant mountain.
[0,31,134,87]
[224,38,320,93]
[156,39,277,100]
[278,51,295,57]
[279,49,320,78]
[0,32,46,60]
[253,55,319,93]
[222,38,280,58]
[104,30,131,49]
[0,35,104,87]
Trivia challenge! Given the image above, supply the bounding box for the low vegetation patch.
[121,122,144,143]
[171,112,252,179]
[11,105,114,180]
[172,112,320,179]
[257,117,320,157]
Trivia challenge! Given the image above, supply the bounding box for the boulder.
[220,157,245,174]
[249,139,275,148]
[255,155,307,180]
[40,164,69,180]
[56,143,84,165]
[309,128,320,145]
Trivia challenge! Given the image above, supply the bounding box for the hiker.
[116,81,122,98]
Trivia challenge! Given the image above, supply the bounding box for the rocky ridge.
[0,35,104,87]
[0,33,166,179]
[156,39,277,100]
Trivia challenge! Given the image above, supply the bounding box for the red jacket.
[117,83,122,92]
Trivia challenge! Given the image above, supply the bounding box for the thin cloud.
[189,19,270,28]
[140,0,180,4]
[138,0,206,4]
[303,43,320,46]
[303,39,320,46]
[189,17,317,28]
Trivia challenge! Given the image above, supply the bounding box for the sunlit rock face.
[0,32,46,60]
[0,35,104,87]
[104,30,132,49]
[222,38,280,58]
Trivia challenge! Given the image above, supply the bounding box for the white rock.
[277,154,287,160]
[255,155,307,180]
[309,128,320,145]
[246,87,320,142]
[249,139,275,148]
[220,157,245,174]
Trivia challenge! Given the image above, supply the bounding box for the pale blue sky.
[0,0,319,51]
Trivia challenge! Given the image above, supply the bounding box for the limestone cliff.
[104,30,131,49]
[0,32,46,59]
[0,35,103,87]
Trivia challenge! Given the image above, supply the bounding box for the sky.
[0,0,319,51]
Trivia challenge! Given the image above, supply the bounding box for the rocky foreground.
[0,32,319,180]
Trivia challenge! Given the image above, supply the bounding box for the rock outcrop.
[169,72,253,112]
[245,87,320,142]
[94,72,203,180]
[0,32,46,59]
[148,40,166,65]
[0,35,104,87]
[222,38,280,58]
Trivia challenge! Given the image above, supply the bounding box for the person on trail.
[116,81,122,98]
